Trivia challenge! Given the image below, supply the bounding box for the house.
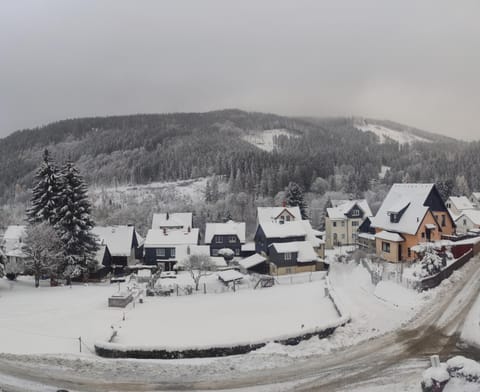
[445,196,474,219]
[256,205,302,225]
[240,242,256,258]
[455,209,480,234]
[268,241,318,275]
[89,244,113,280]
[1,225,29,277]
[143,228,200,271]
[254,221,307,255]
[469,192,480,208]
[325,199,373,248]
[91,225,140,270]
[204,220,246,256]
[239,253,269,274]
[370,183,455,263]
[151,212,192,231]
[357,217,376,252]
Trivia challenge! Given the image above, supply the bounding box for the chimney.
[282,200,286,208]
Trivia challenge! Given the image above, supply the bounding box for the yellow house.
[371,184,455,262]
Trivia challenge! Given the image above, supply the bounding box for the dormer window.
[390,213,399,223]
[352,209,360,217]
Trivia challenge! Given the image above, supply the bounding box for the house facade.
[268,241,317,275]
[325,199,373,249]
[371,183,455,263]
[469,192,480,209]
[455,209,480,234]
[143,228,200,271]
[0,225,29,277]
[151,212,193,231]
[204,221,246,256]
[256,205,302,225]
[254,221,306,255]
[91,225,140,269]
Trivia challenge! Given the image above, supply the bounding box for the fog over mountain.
[1,0,479,140]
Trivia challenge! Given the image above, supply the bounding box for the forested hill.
[0,109,478,204]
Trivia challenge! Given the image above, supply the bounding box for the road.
[1,257,480,392]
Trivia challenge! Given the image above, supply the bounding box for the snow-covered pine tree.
[55,161,97,281]
[27,149,62,225]
[286,181,308,219]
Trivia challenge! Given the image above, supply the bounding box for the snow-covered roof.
[300,220,324,247]
[91,226,135,257]
[151,212,192,230]
[3,225,26,241]
[241,242,255,252]
[239,253,266,269]
[471,192,480,200]
[217,269,244,282]
[327,199,373,220]
[144,228,199,247]
[257,206,302,223]
[375,230,405,242]
[425,224,437,230]
[456,209,480,225]
[270,241,318,262]
[371,183,436,235]
[358,233,376,241]
[204,221,246,244]
[448,196,474,211]
[93,245,108,267]
[258,221,306,239]
[136,232,145,247]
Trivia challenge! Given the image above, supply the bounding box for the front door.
[398,244,402,262]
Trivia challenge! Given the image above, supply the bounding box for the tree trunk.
[35,273,40,288]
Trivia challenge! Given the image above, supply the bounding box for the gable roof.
[152,213,193,230]
[456,209,480,226]
[204,221,246,244]
[448,196,474,211]
[327,200,373,220]
[258,221,306,239]
[239,253,266,269]
[257,206,302,223]
[371,183,437,235]
[270,241,318,262]
[3,225,26,241]
[144,228,200,247]
[91,226,135,257]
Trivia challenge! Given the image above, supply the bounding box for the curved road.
[1,257,480,391]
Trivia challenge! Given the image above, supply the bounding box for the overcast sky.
[1,1,479,140]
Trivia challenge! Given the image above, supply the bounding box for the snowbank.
[374,281,420,308]
[460,293,480,348]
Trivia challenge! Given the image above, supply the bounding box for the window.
[284,252,292,260]
[229,236,237,243]
[341,221,345,227]
[464,219,467,226]
[352,209,360,217]
[156,248,165,257]
[421,232,425,238]
[170,248,176,258]
[235,248,240,256]
[352,221,358,227]
[215,236,223,243]
[382,242,390,253]
[441,215,446,227]
[333,222,337,227]
[286,215,291,221]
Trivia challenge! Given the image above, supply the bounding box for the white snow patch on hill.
[90,177,211,207]
[355,123,431,145]
[242,129,299,151]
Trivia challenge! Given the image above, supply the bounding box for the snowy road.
[1,257,480,391]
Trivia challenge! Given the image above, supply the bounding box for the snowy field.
[460,292,480,348]
[242,129,299,152]
[355,123,431,145]
[0,273,335,355]
[110,280,339,349]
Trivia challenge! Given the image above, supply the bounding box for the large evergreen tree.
[27,150,62,224]
[55,161,97,280]
[285,181,308,219]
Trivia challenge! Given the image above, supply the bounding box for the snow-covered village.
[2,1,480,391]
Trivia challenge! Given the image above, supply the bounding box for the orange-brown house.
[371,184,455,263]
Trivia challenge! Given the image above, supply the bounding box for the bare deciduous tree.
[23,223,63,287]
[183,254,216,291]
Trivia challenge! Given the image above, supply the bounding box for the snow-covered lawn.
[355,122,431,144]
[241,129,299,152]
[108,280,340,349]
[0,277,125,354]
